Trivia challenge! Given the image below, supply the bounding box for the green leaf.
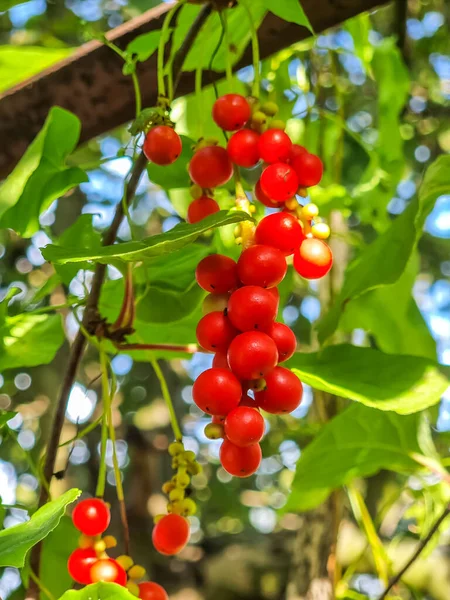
[40,516,80,600]
[0,286,21,326]
[0,313,64,371]
[126,29,162,62]
[58,582,135,600]
[0,411,16,429]
[54,215,102,284]
[147,136,193,190]
[285,405,428,512]
[0,489,80,568]
[317,154,450,343]
[136,281,204,323]
[288,344,448,414]
[0,107,87,238]
[344,13,373,71]
[0,46,73,93]
[261,0,313,33]
[42,210,252,265]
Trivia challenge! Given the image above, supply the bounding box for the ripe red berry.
[139,581,169,600]
[187,196,220,224]
[72,498,111,536]
[189,145,233,188]
[152,514,190,555]
[212,351,229,369]
[237,245,287,288]
[293,238,332,279]
[196,311,237,352]
[228,286,278,332]
[224,406,265,447]
[143,126,182,166]
[259,129,292,163]
[291,152,323,187]
[260,162,298,202]
[255,212,305,256]
[212,414,226,424]
[267,287,280,312]
[192,368,242,415]
[212,94,251,131]
[220,439,262,477]
[196,254,239,294]
[254,179,283,208]
[288,144,307,162]
[227,129,260,167]
[268,322,297,362]
[67,548,97,585]
[255,367,303,414]
[90,558,127,586]
[227,331,278,380]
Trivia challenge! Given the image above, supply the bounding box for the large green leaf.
[0,47,73,93]
[285,405,429,512]
[58,582,135,600]
[261,0,313,32]
[136,281,204,323]
[288,345,448,414]
[40,517,79,600]
[0,107,87,237]
[126,29,161,62]
[147,136,193,190]
[42,210,252,265]
[0,489,80,568]
[0,313,64,371]
[317,155,450,343]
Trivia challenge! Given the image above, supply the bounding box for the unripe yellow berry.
[93,540,106,554]
[302,203,319,219]
[169,488,185,502]
[168,441,184,456]
[190,184,203,199]
[117,555,134,571]
[183,450,196,462]
[249,204,256,214]
[154,514,165,524]
[78,535,94,549]
[126,581,140,597]
[168,501,183,515]
[176,472,191,488]
[235,236,243,245]
[249,378,267,392]
[297,186,308,198]
[311,222,330,240]
[202,293,229,315]
[260,101,279,116]
[188,461,202,475]
[285,197,299,211]
[251,111,267,126]
[103,535,118,549]
[181,498,197,516]
[162,481,175,494]
[204,422,225,440]
[128,565,146,580]
[268,119,286,130]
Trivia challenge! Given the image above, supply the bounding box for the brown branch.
[377,505,450,600]
[26,5,211,598]
[115,342,198,354]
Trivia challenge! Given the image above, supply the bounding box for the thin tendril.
[237,0,260,97]
[208,15,226,101]
[220,10,233,91]
[150,355,182,442]
[96,349,109,498]
[158,2,184,100]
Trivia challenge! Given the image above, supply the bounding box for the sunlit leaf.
[261,0,313,33]
[126,29,162,62]
[58,582,135,600]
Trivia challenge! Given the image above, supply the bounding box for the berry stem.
[237,0,260,97]
[219,9,233,91]
[150,355,183,442]
[157,1,184,101]
[195,60,204,140]
[29,570,56,600]
[96,349,110,499]
[114,342,198,354]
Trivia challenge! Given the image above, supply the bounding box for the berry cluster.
[67,498,168,598]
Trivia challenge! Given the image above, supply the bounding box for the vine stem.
[29,570,56,600]
[95,351,109,498]
[114,341,198,354]
[219,10,233,91]
[238,0,260,97]
[150,355,182,442]
[26,6,213,598]
[157,1,184,100]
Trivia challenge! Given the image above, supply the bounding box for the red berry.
[67,548,97,585]
[267,287,280,312]
[220,439,262,477]
[268,322,297,362]
[259,129,292,163]
[291,152,323,187]
[254,179,283,208]
[143,126,182,166]
[227,129,260,167]
[192,368,242,415]
[239,394,259,408]
[196,311,237,352]
[72,498,110,536]
[224,406,265,447]
[212,414,226,424]
[237,245,287,288]
[189,145,233,188]
[288,144,307,162]
[187,196,220,224]
[196,254,239,294]
[90,558,127,586]
[212,94,251,131]
[260,162,298,202]
[293,238,332,279]
[255,367,303,413]
[139,582,169,600]
[227,331,278,380]
[152,514,190,555]
[228,286,278,332]
[212,351,229,369]
[255,212,304,256]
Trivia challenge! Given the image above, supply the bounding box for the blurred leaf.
[0,46,73,93]
[262,0,313,32]
[0,287,21,326]
[285,405,428,511]
[40,516,79,600]
[0,411,16,429]
[0,489,80,568]
[0,107,87,238]
[340,254,437,360]
[288,344,448,414]
[42,210,252,265]
[345,13,373,71]
[126,29,162,62]
[0,314,64,371]
[147,136,193,190]
[317,155,450,343]
[58,582,135,600]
